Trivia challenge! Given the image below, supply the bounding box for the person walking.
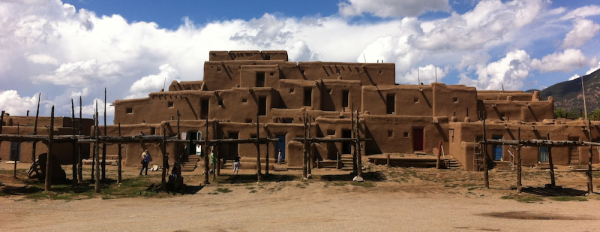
[233,153,241,175]
[277,149,283,164]
[164,153,170,175]
[140,149,151,175]
[209,147,215,174]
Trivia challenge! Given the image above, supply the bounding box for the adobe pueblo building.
[100,50,598,171]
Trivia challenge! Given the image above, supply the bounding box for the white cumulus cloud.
[459,49,531,90]
[561,18,600,48]
[338,0,451,18]
[0,90,43,116]
[531,49,588,73]
[401,65,448,85]
[126,64,180,99]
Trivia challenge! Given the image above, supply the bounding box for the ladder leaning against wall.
[473,144,483,172]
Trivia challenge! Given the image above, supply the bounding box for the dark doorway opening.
[256,72,265,87]
[387,94,395,115]
[258,97,267,115]
[412,128,424,151]
[342,90,349,108]
[276,135,286,161]
[342,130,352,154]
[10,142,20,161]
[228,132,239,159]
[201,99,209,119]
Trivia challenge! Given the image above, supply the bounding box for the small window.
[302,70,305,75]
[388,130,394,138]
[501,113,506,119]
[403,132,409,138]
[168,102,174,108]
[342,90,349,108]
[414,98,419,103]
[246,119,253,123]
[327,130,335,136]
[282,118,293,123]
[242,98,247,103]
[270,72,274,76]
[256,72,265,87]
[453,98,458,103]
[379,70,382,74]
[126,108,133,114]
[289,88,294,93]
[150,127,155,135]
[327,89,332,94]
[217,67,222,72]
[218,100,224,107]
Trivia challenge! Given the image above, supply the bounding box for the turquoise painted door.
[539,147,549,163]
[492,136,503,160]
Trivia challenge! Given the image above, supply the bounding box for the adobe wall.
[209,50,288,61]
[362,85,434,116]
[432,83,478,121]
[449,120,600,171]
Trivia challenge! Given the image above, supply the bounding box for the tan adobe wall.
[169,80,204,91]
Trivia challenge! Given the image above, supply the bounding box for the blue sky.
[1,0,600,124]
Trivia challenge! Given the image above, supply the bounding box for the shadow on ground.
[213,174,298,184]
[318,171,386,182]
[521,187,592,197]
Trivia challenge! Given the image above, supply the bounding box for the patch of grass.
[351,181,375,188]
[501,194,544,203]
[245,187,255,190]
[444,184,459,188]
[215,188,232,193]
[295,183,306,189]
[332,182,348,186]
[249,190,257,193]
[550,196,588,202]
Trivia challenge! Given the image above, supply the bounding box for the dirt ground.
[1,162,600,232]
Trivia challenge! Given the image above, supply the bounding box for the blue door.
[539,147,549,163]
[10,142,20,161]
[276,135,286,160]
[492,136,503,161]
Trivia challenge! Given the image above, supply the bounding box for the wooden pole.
[307,116,312,176]
[102,88,107,181]
[387,154,391,166]
[176,110,181,183]
[587,120,594,194]
[204,117,209,185]
[481,113,489,189]
[117,123,122,184]
[94,105,100,193]
[14,124,19,178]
[351,104,357,173]
[265,128,269,175]
[71,99,77,185]
[161,127,167,191]
[337,151,341,169]
[547,133,555,187]
[356,111,363,179]
[302,114,307,179]
[256,112,262,183]
[90,112,95,182]
[437,141,442,169]
[45,106,54,192]
[32,93,40,163]
[517,127,522,193]
[214,121,220,178]
[77,96,83,184]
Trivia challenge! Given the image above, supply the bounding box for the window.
[327,89,332,94]
[256,72,265,87]
[258,97,267,115]
[246,119,253,123]
[403,132,409,138]
[304,89,312,106]
[387,94,395,115]
[388,130,394,138]
[168,102,174,108]
[327,130,335,136]
[270,72,274,76]
[126,108,133,114]
[414,98,419,103]
[150,127,155,135]
[289,88,294,93]
[342,90,349,108]
[218,100,224,107]
[242,98,247,103]
[453,98,458,103]
[282,118,293,123]
[201,99,209,119]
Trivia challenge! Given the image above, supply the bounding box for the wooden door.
[413,128,424,151]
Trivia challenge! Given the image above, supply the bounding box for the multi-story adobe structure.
[7,50,596,171]
[0,113,94,164]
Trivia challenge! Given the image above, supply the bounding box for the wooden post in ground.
[204,117,209,185]
[302,114,308,179]
[351,104,357,174]
[256,113,262,183]
[214,121,220,178]
[387,154,391,166]
[94,106,100,193]
[14,124,19,178]
[90,112,95,182]
[307,116,312,176]
[45,106,55,192]
[77,96,83,184]
[117,123,122,184]
[265,133,269,175]
[587,120,594,194]
[517,127,522,193]
[161,127,167,191]
[481,112,489,189]
[32,93,40,164]
[71,99,77,185]
[176,110,181,182]
[546,133,555,187]
[102,88,107,181]
[337,151,340,169]
[356,111,363,179]
[437,141,442,169]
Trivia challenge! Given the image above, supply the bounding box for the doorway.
[10,142,20,161]
[539,147,549,163]
[492,135,503,160]
[276,135,286,161]
[228,132,239,159]
[412,128,424,151]
[342,130,352,154]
